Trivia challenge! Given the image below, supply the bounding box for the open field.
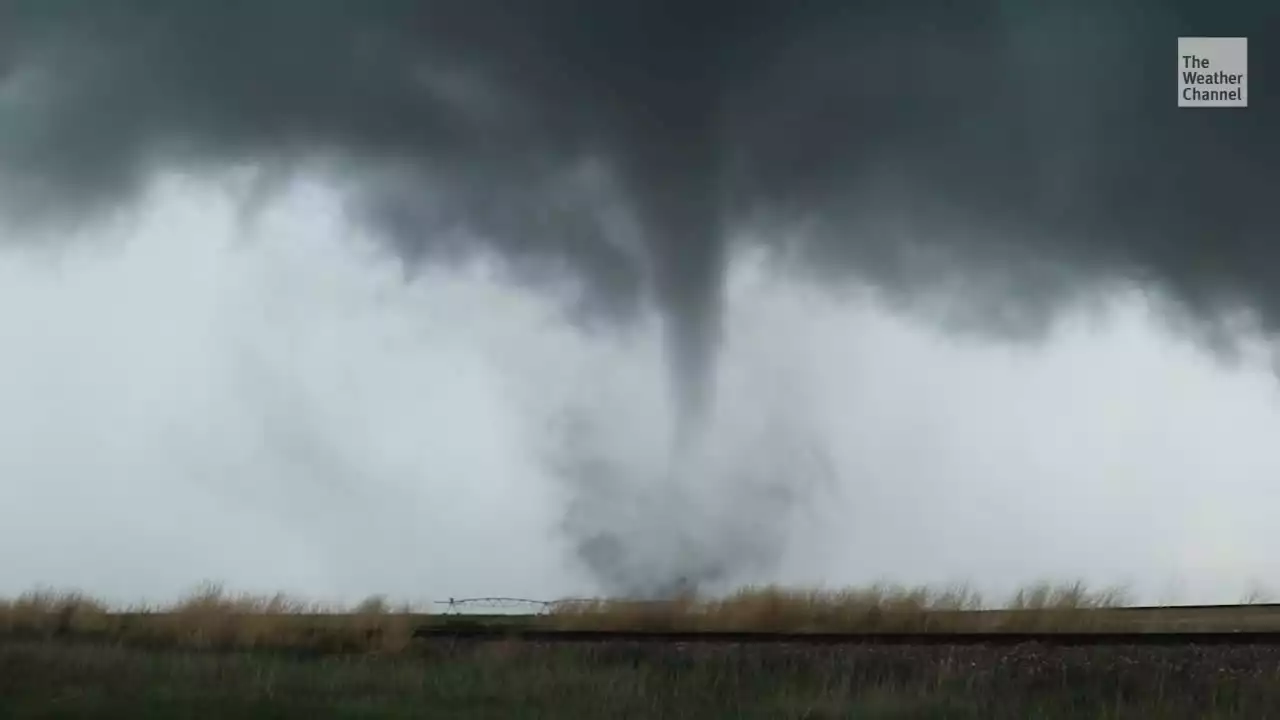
[7,636,1280,718]
[8,583,1280,717]
[7,582,1280,653]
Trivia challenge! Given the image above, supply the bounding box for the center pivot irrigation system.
[433,597,574,615]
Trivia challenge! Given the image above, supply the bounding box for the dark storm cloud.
[1,0,1278,429]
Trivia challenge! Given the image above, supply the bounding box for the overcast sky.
[2,173,1278,608]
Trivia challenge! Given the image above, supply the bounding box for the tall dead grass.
[548,581,1132,632]
[0,578,1236,651]
[0,582,426,653]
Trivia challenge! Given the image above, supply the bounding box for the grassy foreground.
[4,582,1279,717]
[0,581,1143,654]
[6,636,1280,718]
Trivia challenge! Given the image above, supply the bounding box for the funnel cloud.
[1,1,1278,594]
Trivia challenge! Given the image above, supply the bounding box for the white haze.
[1,174,1279,608]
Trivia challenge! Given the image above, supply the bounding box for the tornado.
[2,0,1280,594]
[623,106,726,456]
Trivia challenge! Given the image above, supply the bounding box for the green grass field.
[6,636,1280,718]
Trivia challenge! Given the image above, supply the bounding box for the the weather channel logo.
[1179,37,1247,107]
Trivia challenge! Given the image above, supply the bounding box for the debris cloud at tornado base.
[1,1,1278,595]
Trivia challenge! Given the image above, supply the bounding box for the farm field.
[7,636,1280,718]
[9,582,1280,650]
[7,583,1280,717]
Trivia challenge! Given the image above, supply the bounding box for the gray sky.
[3,173,1279,607]
[3,1,1277,500]
[4,2,1279,605]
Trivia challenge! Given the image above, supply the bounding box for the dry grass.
[0,588,112,636]
[0,582,428,654]
[0,578,1265,652]
[547,581,1132,632]
[5,581,1277,717]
